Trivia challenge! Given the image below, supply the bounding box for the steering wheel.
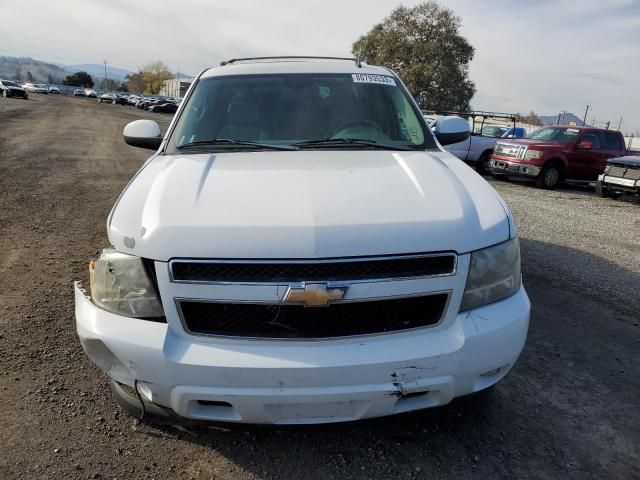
[332,119,383,137]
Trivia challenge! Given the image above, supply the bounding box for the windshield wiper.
[294,138,413,151]
[177,139,296,151]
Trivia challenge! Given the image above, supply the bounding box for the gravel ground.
[1,95,639,479]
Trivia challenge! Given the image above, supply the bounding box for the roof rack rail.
[220,56,362,67]
[423,110,518,121]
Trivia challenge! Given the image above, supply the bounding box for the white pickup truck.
[75,57,530,425]
[428,113,527,173]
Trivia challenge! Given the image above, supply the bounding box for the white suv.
[75,57,530,425]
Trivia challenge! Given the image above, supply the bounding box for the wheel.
[595,180,609,197]
[535,163,563,189]
[476,151,492,175]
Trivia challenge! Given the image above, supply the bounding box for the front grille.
[609,165,640,180]
[608,166,627,177]
[495,143,525,159]
[171,255,456,283]
[178,294,449,338]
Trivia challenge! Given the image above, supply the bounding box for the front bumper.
[598,174,639,192]
[6,89,27,98]
[75,282,530,424]
[489,159,541,177]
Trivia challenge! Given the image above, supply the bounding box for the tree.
[352,1,475,111]
[139,61,173,94]
[64,71,94,88]
[27,71,33,82]
[125,72,145,93]
[517,111,542,126]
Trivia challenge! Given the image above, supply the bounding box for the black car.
[596,156,640,198]
[149,102,178,114]
[0,79,28,99]
[115,95,129,106]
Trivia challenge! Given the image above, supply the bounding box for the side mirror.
[576,141,592,150]
[433,116,471,146]
[123,120,162,150]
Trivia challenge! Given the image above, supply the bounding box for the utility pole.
[582,104,589,126]
[617,117,623,131]
[103,60,108,91]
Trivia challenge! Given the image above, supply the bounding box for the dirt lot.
[1,94,639,480]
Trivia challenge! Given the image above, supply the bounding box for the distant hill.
[64,64,134,82]
[539,112,588,127]
[0,56,68,83]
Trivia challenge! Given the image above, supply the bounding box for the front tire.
[476,151,492,175]
[536,163,563,189]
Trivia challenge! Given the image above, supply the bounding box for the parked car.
[73,89,85,97]
[49,85,61,94]
[0,79,28,99]
[115,94,130,106]
[136,98,151,109]
[75,57,529,425]
[489,126,628,189]
[98,93,117,104]
[148,102,178,114]
[23,82,48,94]
[431,112,526,173]
[596,155,640,198]
[84,88,97,98]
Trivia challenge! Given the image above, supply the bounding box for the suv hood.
[608,155,640,167]
[108,150,511,260]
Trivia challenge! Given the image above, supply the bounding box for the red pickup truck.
[488,126,628,189]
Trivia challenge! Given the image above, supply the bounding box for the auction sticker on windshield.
[352,74,397,86]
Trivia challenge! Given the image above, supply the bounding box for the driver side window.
[579,132,601,149]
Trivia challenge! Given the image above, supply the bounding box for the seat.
[218,101,261,140]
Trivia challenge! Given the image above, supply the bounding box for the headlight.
[523,149,543,160]
[603,165,611,174]
[89,248,164,318]
[460,238,521,312]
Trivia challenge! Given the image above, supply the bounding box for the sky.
[1,0,639,133]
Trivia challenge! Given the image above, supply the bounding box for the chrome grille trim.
[495,143,527,159]
[168,253,458,285]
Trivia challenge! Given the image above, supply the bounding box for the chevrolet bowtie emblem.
[283,283,348,307]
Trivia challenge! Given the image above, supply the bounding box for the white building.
[159,77,194,98]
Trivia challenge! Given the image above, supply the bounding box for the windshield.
[528,127,581,144]
[481,125,509,138]
[3,81,19,87]
[168,73,434,152]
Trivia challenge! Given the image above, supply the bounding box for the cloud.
[1,0,638,132]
